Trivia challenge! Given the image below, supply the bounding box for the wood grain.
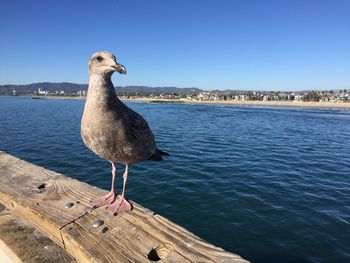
[0,152,249,262]
[0,204,75,263]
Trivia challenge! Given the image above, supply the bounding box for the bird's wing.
[126,108,157,150]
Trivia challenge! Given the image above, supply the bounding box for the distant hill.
[0,82,202,96]
[0,82,87,95]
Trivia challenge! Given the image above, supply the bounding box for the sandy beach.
[121,97,350,109]
[29,95,350,109]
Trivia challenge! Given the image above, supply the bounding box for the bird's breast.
[81,103,154,163]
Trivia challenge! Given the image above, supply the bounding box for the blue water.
[1,96,349,263]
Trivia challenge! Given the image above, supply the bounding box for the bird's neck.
[86,74,117,103]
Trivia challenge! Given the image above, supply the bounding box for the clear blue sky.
[0,0,349,90]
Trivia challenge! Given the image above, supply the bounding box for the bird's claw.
[106,197,132,215]
[91,191,116,208]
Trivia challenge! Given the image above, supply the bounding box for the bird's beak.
[112,63,126,75]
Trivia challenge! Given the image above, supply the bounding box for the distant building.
[77,90,87,96]
[294,95,303,102]
[38,88,49,96]
[338,94,349,102]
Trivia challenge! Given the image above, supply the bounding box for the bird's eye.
[96,56,103,62]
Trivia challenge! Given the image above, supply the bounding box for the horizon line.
[0,82,349,92]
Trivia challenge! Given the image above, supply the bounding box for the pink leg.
[92,162,117,207]
[107,164,132,214]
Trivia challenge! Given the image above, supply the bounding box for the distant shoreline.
[122,97,350,109]
[5,95,350,109]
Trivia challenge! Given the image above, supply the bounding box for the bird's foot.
[107,196,132,215]
[91,191,116,208]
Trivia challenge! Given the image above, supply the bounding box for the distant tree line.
[303,91,321,102]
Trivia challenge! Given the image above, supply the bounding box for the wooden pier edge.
[0,152,249,263]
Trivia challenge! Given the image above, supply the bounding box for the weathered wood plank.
[65,206,193,262]
[0,153,98,246]
[0,239,21,263]
[0,203,76,263]
[0,152,249,262]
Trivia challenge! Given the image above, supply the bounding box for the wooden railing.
[0,152,248,262]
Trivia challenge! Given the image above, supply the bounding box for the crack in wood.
[59,207,94,231]
[58,207,96,251]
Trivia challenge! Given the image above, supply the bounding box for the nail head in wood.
[64,202,74,209]
[92,219,104,228]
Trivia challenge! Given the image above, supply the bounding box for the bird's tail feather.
[157,149,170,156]
[147,149,170,161]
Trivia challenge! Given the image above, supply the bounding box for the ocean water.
[0,96,349,263]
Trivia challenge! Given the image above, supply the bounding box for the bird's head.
[88,51,126,76]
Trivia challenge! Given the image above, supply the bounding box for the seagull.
[81,51,169,214]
